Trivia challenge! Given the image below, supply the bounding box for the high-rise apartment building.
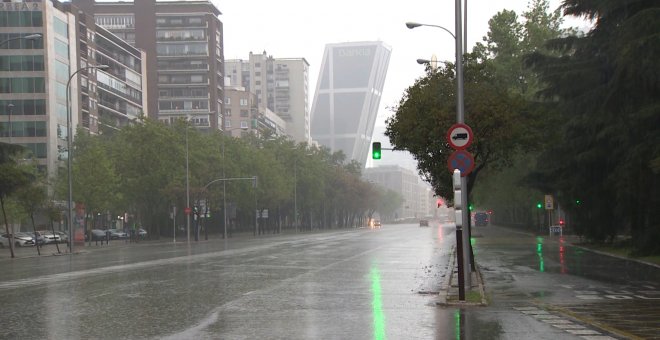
[0,0,145,178]
[73,0,224,131]
[225,51,310,143]
[310,41,391,167]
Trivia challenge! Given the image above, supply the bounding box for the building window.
[240,120,248,129]
[225,97,230,105]
[239,99,248,106]
[225,109,231,116]
[240,109,248,117]
[225,120,231,128]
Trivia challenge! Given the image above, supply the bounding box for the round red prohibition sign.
[446,123,474,150]
[447,150,475,176]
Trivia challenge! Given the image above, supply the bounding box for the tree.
[71,130,121,242]
[467,0,569,226]
[385,58,530,200]
[0,143,32,258]
[526,0,660,253]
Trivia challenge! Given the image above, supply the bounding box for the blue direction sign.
[447,150,475,177]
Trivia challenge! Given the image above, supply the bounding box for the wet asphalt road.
[1,223,658,339]
[1,223,455,339]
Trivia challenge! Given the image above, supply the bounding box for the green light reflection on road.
[536,237,544,272]
[454,309,461,340]
[370,265,386,340]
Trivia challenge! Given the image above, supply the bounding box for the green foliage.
[526,0,660,253]
[385,58,530,199]
[42,118,392,236]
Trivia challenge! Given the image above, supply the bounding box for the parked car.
[55,231,69,244]
[85,229,108,242]
[419,219,429,227]
[108,229,128,240]
[37,231,61,244]
[1,233,36,247]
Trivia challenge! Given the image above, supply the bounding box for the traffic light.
[468,204,474,211]
[536,202,542,209]
[372,142,381,159]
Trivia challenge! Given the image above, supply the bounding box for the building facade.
[72,0,224,132]
[225,51,309,143]
[224,83,286,138]
[363,165,433,220]
[0,0,145,178]
[310,41,391,168]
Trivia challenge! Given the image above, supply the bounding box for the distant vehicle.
[419,219,429,227]
[368,219,381,229]
[137,228,147,239]
[474,212,489,227]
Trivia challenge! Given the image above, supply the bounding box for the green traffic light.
[469,204,474,211]
[536,202,542,209]
[372,142,381,159]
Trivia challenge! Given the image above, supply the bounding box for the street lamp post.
[185,118,190,246]
[7,103,13,144]
[66,64,109,254]
[406,0,470,293]
[221,126,248,239]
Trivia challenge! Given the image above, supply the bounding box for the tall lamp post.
[221,126,248,239]
[7,103,13,144]
[66,64,109,254]
[406,0,470,293]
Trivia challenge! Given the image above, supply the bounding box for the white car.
[37,231,61,244]
[1,233,36,247]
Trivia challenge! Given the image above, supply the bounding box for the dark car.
[474,212,489,227]
[419,219,429,227]
[85,229,108,242]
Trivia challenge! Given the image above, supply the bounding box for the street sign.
[544,195,554,210]
[447,150,475,177]
[446,123,474,150]
[184,207,192,215]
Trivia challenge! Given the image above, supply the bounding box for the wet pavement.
[1,223,658,339]
[473,225,660,340]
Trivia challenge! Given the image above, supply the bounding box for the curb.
[436,246,487,307]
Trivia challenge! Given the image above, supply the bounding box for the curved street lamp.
[407,1,470,296]
[66,64,109,254]
[221,126,248,239]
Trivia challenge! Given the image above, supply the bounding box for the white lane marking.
[553,324,586,330]
[576,295,604,300]
[566,329,601,335]
[580,336,617,340]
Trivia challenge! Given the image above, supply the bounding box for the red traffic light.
[559,219,565,225]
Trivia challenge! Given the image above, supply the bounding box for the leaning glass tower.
[310,41,391,167]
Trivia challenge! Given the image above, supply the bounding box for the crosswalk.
[513,306,619,339]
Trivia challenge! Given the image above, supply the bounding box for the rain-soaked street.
[1,222,659,339]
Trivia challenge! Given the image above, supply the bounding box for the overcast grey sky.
[214,0,585,170]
